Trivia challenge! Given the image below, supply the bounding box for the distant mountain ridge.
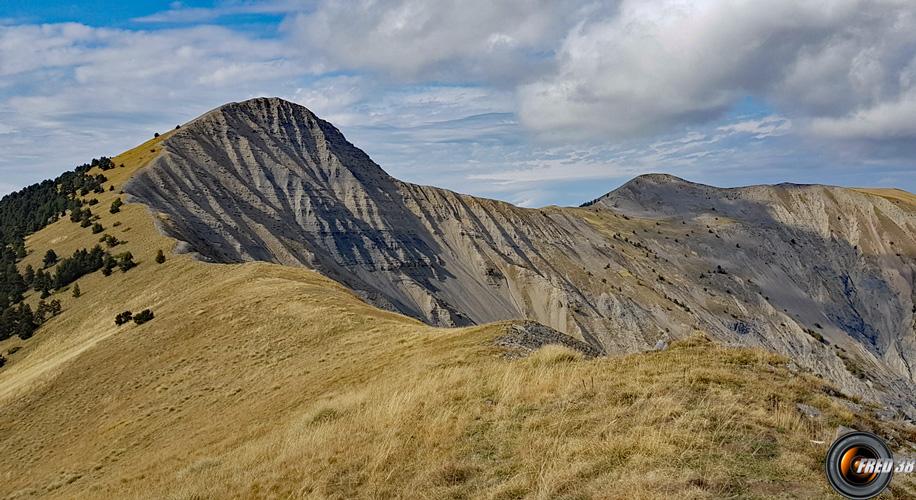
[126,97,916,416]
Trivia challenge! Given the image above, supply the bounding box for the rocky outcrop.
[495,321,606,358]
[125,98,916,416]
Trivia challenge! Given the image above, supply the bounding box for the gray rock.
[797,403,822,418]
[876,407,898,421]
[495,321,605,358]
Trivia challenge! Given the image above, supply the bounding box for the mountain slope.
[124,98,916,416]
[1,99,915,498]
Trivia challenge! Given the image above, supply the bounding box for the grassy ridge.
[0,135,914,498]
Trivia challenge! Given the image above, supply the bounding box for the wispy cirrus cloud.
[717,116,792,139]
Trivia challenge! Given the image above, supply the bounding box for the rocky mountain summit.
[126,97,915,415]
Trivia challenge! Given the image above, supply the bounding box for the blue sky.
[1,1,915,206]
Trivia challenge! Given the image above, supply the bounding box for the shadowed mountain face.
[126,97,916,415]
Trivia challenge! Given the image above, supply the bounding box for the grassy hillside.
[853,188,916,213]
[0,138,914,499]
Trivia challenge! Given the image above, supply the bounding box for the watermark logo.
[824,430,912,499]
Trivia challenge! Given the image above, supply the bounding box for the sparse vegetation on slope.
[0,157,124,340]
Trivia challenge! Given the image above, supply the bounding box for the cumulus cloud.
[282,0,614,82]
[518,0,916,144]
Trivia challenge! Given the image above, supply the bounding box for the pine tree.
[91,222,104,234]
[23,265,35,286]
[72,283,81,298]
[43,249,58,268]
[16,303,37,340]
[110,198,123,214]
[33,269,46,291]
[155,249,166,264]
[0,307,15,341]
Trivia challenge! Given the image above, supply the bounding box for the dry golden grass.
[1,137,914,499]
[853,188,916,209]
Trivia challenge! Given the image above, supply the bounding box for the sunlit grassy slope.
[0,137,914,499]
[853,188,916,209]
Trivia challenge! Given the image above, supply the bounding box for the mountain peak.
[629,173,693,185]
[219,96,309,112]
[190,96,318,128]
[228,96,311,114]
[168,96,387,182]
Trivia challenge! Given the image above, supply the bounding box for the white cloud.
[281,0,613,82]
[1,2,915,201]
[809,89,916,140]
[0,22,306,190]
[518,0,916,143]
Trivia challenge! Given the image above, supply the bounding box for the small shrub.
[804,328,826,344]
[115,311,133,326]
[102,255,117,276]
[72,283,81,298]
[838,351,867,379]
[155,249,166,264]
[118,252,136,272]
[110,198,123,214]
[35,299,62,323]
[100,234,120,248]
[91,222,104,234]
[133,309,154,325]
